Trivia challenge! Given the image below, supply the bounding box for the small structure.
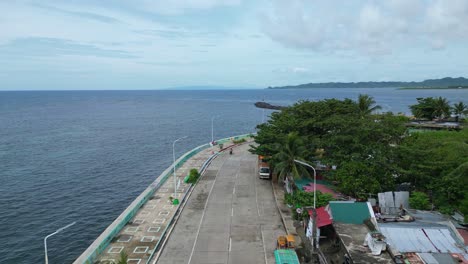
[378,209,468,263]
[363,231,387,255]
[326,201,394,263]
[305,207,332,248]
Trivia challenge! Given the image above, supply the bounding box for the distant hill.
[268,77,468,89]
[166,85,254,90]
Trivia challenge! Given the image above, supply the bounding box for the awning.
[308,207,332,228]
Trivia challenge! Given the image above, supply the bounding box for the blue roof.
[274,249,300,264]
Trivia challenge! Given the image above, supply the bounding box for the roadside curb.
[271,181,301,244]
[271,181,289,234]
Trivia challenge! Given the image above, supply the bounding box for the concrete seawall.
[74,134,252,264]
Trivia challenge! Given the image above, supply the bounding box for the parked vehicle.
[277,235,295,249]
[258,155,271,179]
[274,249,300,264]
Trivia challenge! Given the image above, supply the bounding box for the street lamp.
[294,159,317,208]
[44,221,76,264]
[173,136,187,203]
[294,159,318,253]
[211,116,217,144]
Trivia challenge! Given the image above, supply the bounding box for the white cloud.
[273,66,310,75]
[261,0,468,56]
[140,0,242,15]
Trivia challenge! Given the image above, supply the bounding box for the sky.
[1,0,468,90]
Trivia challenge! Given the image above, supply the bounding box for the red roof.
[308,207,332,228]
[458,228,468,246]
[302,183,339,198]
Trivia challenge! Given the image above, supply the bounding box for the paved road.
[156,143,285,264]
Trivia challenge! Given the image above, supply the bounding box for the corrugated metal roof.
[308,207,332,228]
[403,252,424,263]
[424,228,463,253]
[380,227,466,254]
[380,227,437,252]
[328,201,371,224]
[431,253,459,264]
[418,252,439,264]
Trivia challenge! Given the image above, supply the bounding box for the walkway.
[156,143,285,264]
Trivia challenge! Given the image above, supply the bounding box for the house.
[377,209,468,263]
[313,201,394,263]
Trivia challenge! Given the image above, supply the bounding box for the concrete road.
[156,143,285,264]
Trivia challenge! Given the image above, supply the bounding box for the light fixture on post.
[172,136,187,205]
[44,221,76,264]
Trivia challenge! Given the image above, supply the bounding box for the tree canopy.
[409,97,465,121]
[252,95,468,216]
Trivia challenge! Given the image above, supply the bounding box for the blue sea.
[1,88,467,263]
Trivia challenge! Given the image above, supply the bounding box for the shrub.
[284,190,335,209]
[409,191,430,210]
[233,138,247,144]
[187,168,200,183]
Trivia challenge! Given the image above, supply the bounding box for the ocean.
[0,88,467,263]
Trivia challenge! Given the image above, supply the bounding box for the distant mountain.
[165,85,255,90]
[268,77,468,89]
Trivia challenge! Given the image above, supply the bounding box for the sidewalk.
[271,182,301,244]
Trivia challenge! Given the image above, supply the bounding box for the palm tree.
[273,132,310,185]
[357,94,382,118]
[432,96,451,120]
[117,251,128,264]
[452,102,468,122]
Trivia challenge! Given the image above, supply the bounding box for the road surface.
[156,143,285,264]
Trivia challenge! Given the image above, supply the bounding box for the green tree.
[252,98,407,199]
[409,97,451,120]
[452,102,468,122]
[334,160,387,199]
[410,97,436,119]
[432,96,451,120]
[357,94,382,118]
[396,129,468,213]
[409,191,430,210]
[272,132,311,183]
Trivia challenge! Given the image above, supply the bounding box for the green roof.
[274,249,300,264]
[329,202,371,224]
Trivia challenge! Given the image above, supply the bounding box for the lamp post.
[44,221,76,264]
[294,159,317,208]
[173,136,187,203]
[294,159,318,253]
[211,116,216,144]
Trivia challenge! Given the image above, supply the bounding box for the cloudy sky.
[1,0,467,90]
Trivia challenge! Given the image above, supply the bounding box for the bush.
[233,138,246,144]
[284,190,335,209]
[409,191,430,210]
[187,169,200,184]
